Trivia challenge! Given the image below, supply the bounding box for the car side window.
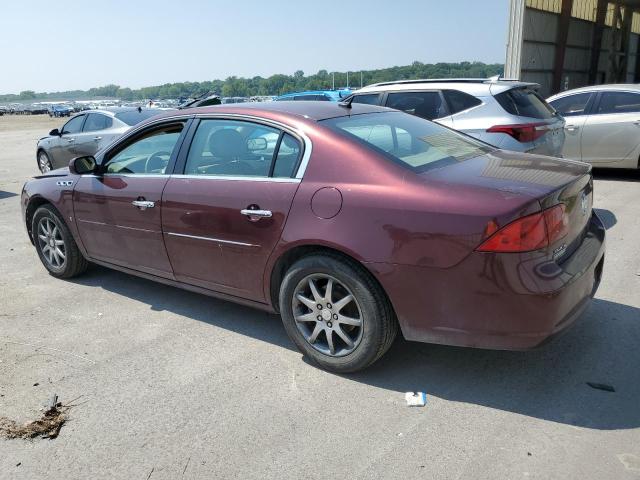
[61,115,85,134]
[443,90,482,115]
[83,113,113,132]
[386,91,447,120]
[350,94,381,105]
[272,133,302,178]
[184,119,300,178]
[105,123,184,174]
[596,91,640,114]
[549,93,593,117]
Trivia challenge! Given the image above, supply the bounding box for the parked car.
[48,105,73,117]
[547,84,640,169]
[274,89,351,102]
[344,79,565,156]
[36,108,162,173]
[22,102,604,372]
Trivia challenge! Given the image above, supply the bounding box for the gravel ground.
[0,115,639,480]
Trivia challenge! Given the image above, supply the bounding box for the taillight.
[486,122,548,143]
[476,204,568,253]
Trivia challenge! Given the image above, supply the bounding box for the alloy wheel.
[38,152,51,173]
[292,274,363,357]
[37,217,66,268]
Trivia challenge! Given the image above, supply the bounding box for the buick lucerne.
[21,102,605,372]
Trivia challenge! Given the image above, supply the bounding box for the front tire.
[279,254,397,373]
[32,205,88,278]
[37,150,52,173]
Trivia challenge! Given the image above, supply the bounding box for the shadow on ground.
[593,168,640,182]
[593,208,617,229]
[0,190,18,200]
[74,265,640,431]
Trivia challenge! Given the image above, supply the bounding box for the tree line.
[2,61,503,103]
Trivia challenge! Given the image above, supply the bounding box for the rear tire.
[32,205,88,278]
[279,253,397,373]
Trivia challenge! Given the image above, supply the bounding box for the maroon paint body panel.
[73,175,174,278]
[162,177,299,301]
[21,102,606,352]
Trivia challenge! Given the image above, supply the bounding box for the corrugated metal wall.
[512,0,640,96]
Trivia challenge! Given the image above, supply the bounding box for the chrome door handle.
[93,136,102,141]
[66,138,75,142]
[565,125,579,132]
[132,200,155,210]
[240,209,272,218]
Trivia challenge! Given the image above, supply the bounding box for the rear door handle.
[93,136,102,141]
[65,138,75,142]
[565,125,579,132]
[132,200,155,210]
[633,120,640,126]
[240,209,272,218]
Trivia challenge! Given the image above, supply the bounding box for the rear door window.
[83,113,113,132]
[385,91,448,120]
[443,90,482,114]
[495,88,555,119]
[596,91,640,114]
[548,93,593,117]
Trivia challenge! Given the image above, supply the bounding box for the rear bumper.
[369,211,605,350]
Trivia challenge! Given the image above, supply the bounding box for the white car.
[345,78,565,156]
[547,84,640,169]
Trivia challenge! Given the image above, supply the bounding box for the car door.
[161,117,304,302]
[50,114,86,168]
[74,113,113,157]
[548,92,594,161]
[580,91,640,166]
[73,119,189,278]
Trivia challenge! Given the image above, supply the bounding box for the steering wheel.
[145,151,170,173]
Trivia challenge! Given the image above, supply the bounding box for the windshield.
[321,111,493,173]
[114,110,161,126]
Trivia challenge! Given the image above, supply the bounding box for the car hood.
[420,149,591,200]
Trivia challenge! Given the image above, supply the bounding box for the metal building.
[505,0,640,96]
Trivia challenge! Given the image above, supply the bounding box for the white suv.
[346,79,565,156]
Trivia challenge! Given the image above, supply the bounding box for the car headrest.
[208,129,245,160]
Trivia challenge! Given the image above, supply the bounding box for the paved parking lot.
[0,115,639,479]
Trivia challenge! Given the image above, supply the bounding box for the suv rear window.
[443,90,482,114]
[494,88,554,119]
[322,111,492,173]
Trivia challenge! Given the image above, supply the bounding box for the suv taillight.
[476,205,568,253]
[486,122,548,143]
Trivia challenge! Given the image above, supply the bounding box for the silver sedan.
[547,84,640,169]
[36,108,163,172]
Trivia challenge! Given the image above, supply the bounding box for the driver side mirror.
[69,156,97,175]
[49,128,61,136]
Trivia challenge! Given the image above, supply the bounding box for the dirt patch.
[0,402,70,440]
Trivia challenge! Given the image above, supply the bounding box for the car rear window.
[494,88,555,119]
[322,111,493,173]
[115,110,161,126]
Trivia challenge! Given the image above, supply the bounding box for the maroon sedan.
[21,102,605,372]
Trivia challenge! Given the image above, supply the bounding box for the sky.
[0,0,509,94]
